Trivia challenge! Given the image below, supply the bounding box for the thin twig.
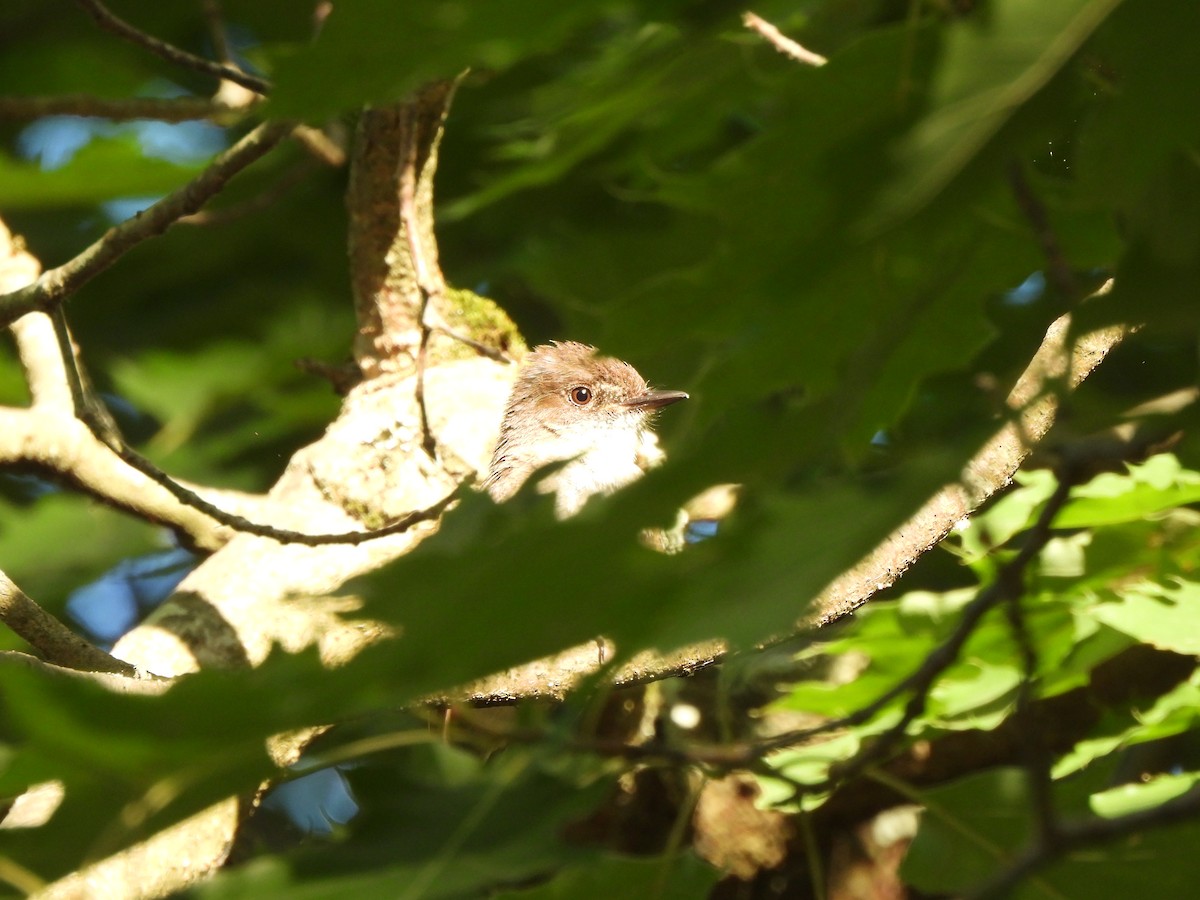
[39,298,464,546]
[1001,543,1059,844]
[49,304,122,447]
[0,570,138,675]
[180,157,320,225]
[427,313,515,364]
[200,0,234,65]
[0,120,294,327]
[415,321,437,459]
[5,174,462,549]
[398,104,441,460]
[87,435,469,544]
[743,12,828,67]
[0,95,250,122]
[1008,162,1078,303]
[414,470,1094,849]
[756,475,1077,800]
[293,124,348,168]
[0,408,250,551]
[0,651,167,692]
[75,0,270,94]
[832,475,1074,779]
[971,787,1200,900]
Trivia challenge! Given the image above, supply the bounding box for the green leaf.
[927,661,1018,726]
[905,765,1200,898]
[1057,455,1200,529]
[758,733,861,812]
[861,0,1123,232]
[1074,0,1200,213]
[902,768,1035,893]
[267,0,673,120]
[955,471,1056,562]
[7,0,1200,890]
[1091,772,1200,819]
[1092,581,1200,654]
[1054,672,1200,778]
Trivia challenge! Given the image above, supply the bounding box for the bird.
[486,342,688,518]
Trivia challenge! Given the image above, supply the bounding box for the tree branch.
[810,306,1124,625]
[344,81,513,381]
[754,475,1077,798]
[0,650,168,693]
[971,786,1200,900]
[455,312,1125,705]
[179,158,321,226]
[1009,161,1078,303]
[0,120,294,327]
[1002,539,1060,845]
[0,399,466,549]
[0,570,138,675]
[81,434,470,544]
[398,99,447,459]
[0,94,252,122]
[1,200,464,552]
[743,12,828,67]
[74,0,271,95]
[11,311,79,412]
[3,221,266,550]
[200,0,235,67]
[0,409,235,550]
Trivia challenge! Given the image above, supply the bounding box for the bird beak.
[622,389,689,410]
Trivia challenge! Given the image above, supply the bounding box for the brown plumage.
[486,342,687,517]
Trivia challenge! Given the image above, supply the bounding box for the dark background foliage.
[2,0,1199,897]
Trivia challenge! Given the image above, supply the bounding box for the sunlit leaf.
[1092,581,1200,654]
[1091,772,1200,819]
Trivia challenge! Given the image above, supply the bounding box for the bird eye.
[568,386,593,406]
